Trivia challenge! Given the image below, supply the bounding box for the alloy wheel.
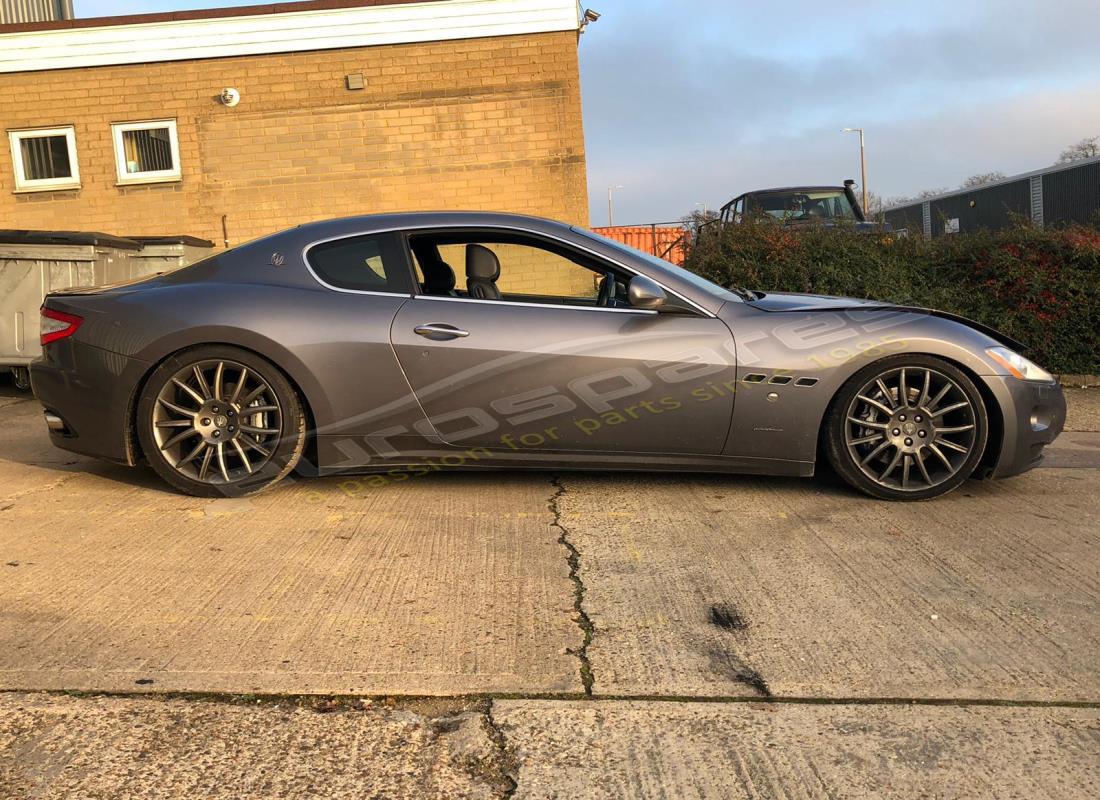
[844,366,978,492]
[151,359,282,485]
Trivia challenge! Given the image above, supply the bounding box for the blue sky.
[74,0,1100,224]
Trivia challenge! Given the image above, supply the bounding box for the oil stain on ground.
[705,602,772,698]
[709,604,749,632]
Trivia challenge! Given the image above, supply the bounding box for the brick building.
[0,0,590,249]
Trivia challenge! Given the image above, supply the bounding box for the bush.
[684,220,1100,375]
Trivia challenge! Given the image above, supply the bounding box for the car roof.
[286,210,576,240]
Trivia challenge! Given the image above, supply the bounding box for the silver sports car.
[31,212,1065,500]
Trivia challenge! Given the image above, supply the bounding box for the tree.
[887,187,951,207]
[1058,136,1100,163]
[961,172,1006,188]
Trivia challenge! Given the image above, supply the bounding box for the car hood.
[747,291,1028,351]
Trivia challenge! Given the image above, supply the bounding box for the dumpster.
[0,230,141,390]
[117,235,215,283]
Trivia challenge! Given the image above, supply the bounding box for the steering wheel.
[597,272,617,307]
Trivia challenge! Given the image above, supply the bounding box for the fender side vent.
[794,377,819,387]
[769,375,793,385]
[742,373,767,383]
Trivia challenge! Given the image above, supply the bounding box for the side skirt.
[308,435,814,479]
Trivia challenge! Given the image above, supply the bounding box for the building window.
[111,120,181,185]
[8,126,80,192]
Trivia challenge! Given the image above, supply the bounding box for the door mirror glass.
[628,275,667,310]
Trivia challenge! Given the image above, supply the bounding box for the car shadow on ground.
[293,465,860,504]
[0,371,881,502]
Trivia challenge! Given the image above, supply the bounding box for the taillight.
[40,307,83,346]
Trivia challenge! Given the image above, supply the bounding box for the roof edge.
[0,0,585,74]
[0,0,446,34]
[883,155,1100,213]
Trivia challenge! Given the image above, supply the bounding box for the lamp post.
[842,128,869,214]
[607,185,623,227]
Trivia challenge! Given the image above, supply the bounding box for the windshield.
[754,190,856,221]
[571,227,743,302]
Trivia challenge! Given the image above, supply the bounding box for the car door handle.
[414,323,470,340]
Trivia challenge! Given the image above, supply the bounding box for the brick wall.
[435,242,596,297]
[0,31,589,249]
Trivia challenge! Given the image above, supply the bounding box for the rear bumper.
[30,339,151,465]
[983,376,1066,479]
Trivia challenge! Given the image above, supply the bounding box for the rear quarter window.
[306,234,410,293]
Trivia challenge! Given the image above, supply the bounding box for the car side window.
[407,231,629,307]
[307,233,410,293]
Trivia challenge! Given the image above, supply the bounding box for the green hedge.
[684,220,1100,375]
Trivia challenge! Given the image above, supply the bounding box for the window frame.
[299,223,715,317]
[110,119,182,185]
[303,231,415,296]
[400,226,701,316]
[7,125,81,193]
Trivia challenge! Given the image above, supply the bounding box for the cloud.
[580,0,1100,222]
[585,84,1100,225]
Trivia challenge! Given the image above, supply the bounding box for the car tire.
[11,367,31,392]
[136,345,306,498]
[823,354,988,501]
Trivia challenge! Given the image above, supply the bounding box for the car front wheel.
[824,355,989,501]
[136,346,306,497]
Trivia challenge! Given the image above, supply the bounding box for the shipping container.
[590,225,690,266]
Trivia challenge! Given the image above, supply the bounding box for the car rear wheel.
[136,346,306,497]
[824,355,988,501]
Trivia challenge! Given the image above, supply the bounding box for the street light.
[694,202,708,218]
[607,185,623,227]
[842,128,869,214]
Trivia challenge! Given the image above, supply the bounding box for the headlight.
[986,347,1055,383]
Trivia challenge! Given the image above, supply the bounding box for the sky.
[74,0,1100,224]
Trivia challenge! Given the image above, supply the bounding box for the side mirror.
[628,275,667,310]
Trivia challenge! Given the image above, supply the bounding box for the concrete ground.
[1,377,1098,798]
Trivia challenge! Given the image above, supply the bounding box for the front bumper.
[30,339,151,465]
[983,376,1066,479]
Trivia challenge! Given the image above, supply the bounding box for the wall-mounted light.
[220,87,241,107]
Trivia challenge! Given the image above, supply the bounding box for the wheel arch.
[125,340,320,469]
[813,350,1005,476]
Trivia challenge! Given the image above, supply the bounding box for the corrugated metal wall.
[590,225,691,265]
[1043,161,1100,228]
[929,179,1031,237]
[883,204,925,237]
[884,158,1100,238]
[0,0,73,24]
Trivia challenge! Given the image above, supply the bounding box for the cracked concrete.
[549,476,595,696]
[0,692,502,799]
[560,464,1100,701]
[1,379,1099,797]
